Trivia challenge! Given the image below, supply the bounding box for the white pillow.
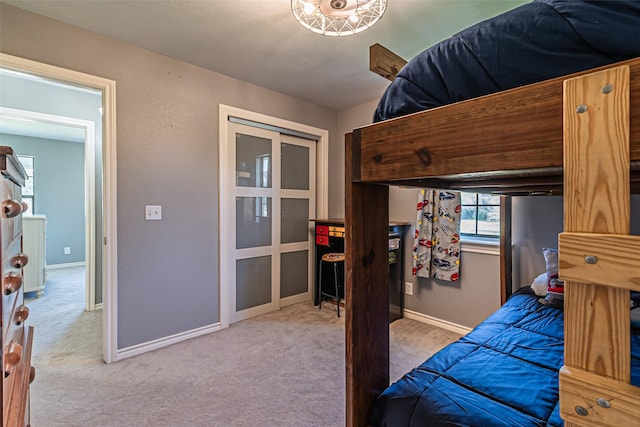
[530,272,548,297]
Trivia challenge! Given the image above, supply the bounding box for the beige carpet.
[25,266,461,426]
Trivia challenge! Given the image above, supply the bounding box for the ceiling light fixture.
[291,0,387,37]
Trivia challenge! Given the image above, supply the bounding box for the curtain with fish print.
[413,189,461,281]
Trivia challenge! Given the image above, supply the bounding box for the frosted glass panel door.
[280,135,315,301]
[228,123,315,323]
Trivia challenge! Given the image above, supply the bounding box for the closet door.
[228,123,315,323]
[279,134,315,306]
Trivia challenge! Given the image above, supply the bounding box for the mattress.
[374,0,640,122]
[371,291,640,427]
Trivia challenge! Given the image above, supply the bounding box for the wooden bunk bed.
[344,57,640,426]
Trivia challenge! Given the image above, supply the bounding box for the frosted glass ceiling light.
[291,0,387,36]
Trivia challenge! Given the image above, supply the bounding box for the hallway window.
[17,155,34,215]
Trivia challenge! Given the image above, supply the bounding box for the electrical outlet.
[64,247,71,255]
[145,205,162,221]
[405,281,414,296]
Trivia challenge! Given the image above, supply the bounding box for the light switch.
[145,205,162,221]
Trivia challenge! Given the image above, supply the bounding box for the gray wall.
[512,196,563,288]
[0,134,85,265]
[0,3,339,349]
[0,70,104,304]
[337,100,501,329]
[389,186,501,327]
[513,195,640,288]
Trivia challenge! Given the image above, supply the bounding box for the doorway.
[219,105,329,328]
[0,53,118,363]
[0,107,97,311]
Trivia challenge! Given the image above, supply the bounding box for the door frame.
[218,104,328,329]
[0,106,97,312]
[0,53,118,363]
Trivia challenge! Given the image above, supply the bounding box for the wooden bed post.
[499,195,512,305]
[345,131,390,427]
[559,65,640,425]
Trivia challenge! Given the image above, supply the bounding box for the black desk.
[312,219,410,323]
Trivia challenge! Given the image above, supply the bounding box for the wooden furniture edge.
[4,326,34,426]
[0,146,26,187]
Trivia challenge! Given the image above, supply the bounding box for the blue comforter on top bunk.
[374,0,640,122]
[371,291,640,427]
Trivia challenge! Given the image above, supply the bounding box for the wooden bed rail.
[559,64,640,425]
[350,58,640,190]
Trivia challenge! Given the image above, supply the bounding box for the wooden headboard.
[345,58,640,426]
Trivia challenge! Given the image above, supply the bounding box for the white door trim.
[0,53,119,364]
[218,104,328,329]
[0,106,96,312]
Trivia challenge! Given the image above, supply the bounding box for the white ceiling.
[3,0,528,111]
[0,116,86,143]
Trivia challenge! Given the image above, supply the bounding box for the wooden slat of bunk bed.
[345,58,640,427]
[560,233,640,292]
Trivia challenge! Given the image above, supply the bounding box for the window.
[17,155,34,215]
[460,192,500,237]
[255,154,271,220]
[258,155,270,188]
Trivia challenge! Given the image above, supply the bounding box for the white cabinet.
[23,215,47,296]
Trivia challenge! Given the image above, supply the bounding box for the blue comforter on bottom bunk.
[371,291,640,427]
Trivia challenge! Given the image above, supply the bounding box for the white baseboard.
[280,292,310,307]
[403,309,472,336]
[46,261,86,270]
[115,323,221,361]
